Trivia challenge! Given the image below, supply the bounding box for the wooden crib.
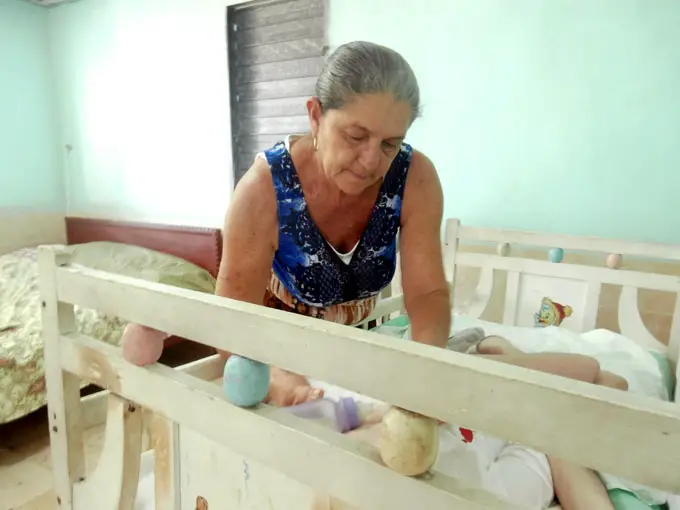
[38,219,680,510]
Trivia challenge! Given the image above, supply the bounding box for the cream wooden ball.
[497,242,511,257]
[379,407,439,476]
[607,253,623,269]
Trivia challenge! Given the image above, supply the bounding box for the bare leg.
[475,335,626,510]
[476,336,601,384]
[549,459,614,510]
[479,336,630,391]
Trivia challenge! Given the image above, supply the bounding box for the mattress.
[0,242,216,425]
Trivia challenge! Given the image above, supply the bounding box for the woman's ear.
[306,97,323,137]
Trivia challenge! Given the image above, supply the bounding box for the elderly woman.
[218,42,450,404]
[126,41,628,510]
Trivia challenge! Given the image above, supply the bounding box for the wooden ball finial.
[223,355,270,408]
[497,242,511,257]
[548,247,564,263]
[607,253,623,269]
[379,407,439,476]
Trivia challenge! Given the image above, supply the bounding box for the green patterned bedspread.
[0,242,216,424]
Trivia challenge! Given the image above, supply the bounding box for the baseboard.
[0,211,66,255]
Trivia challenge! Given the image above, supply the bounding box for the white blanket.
[431,315,673,506]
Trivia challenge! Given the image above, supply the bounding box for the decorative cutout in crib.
[534,297,573,327]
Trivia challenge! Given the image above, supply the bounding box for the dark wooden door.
[227,0,328,184]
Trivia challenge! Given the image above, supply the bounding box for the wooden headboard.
[65,217,223,351]
[65,217,223,277]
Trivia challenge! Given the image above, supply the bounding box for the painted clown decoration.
[534,297,573,327]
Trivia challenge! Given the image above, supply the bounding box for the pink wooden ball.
[606,253,623,269]
[121,324,168,366]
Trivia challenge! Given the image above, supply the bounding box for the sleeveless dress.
[261,138,412,326]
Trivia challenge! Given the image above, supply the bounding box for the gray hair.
[315,41,421,124]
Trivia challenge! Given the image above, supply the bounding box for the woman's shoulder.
[401,148,443,215]
[404,147,439,186]
[229,158,278,228]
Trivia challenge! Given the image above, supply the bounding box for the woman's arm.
[215,159,277,317]
[399,152,451,349]
[215,160,323,406]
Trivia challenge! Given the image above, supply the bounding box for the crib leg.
[38,246,85,509]
[147,413,181,510]
[73,394,143,510]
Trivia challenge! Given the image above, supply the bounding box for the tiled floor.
[0,408,106,510]
[0,341,214,510]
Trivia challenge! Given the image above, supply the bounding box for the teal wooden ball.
[223,355,270,407]
[548,248,564,263]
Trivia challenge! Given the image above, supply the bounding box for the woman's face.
[307,93,412,196]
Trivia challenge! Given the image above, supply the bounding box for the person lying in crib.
[126,41,637,510]
[342,330,651,510]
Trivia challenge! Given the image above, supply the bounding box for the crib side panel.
[178,427,332,510]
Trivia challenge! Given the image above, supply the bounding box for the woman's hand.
[266,367,324,407]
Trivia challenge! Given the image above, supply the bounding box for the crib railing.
[38,246,680,510]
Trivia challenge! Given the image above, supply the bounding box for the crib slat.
[502,271,520,325]
[73,394,143,510]
[147,414,181,510]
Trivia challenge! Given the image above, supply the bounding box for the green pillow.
[649,350,675,401]
[608,488,666,510]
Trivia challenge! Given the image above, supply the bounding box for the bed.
[0,217,222,425]
[37,219,680,510]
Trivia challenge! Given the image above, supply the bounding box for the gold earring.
[313,136,318,151]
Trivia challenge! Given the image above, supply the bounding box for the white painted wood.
[669,295,680,375]
[37,246,84,509]
[581,282,602,331]
[444,218,460,288]
[51,293,680,493]
[456,252,680,293]
[357,296,404,327]
[502,271,520,325]
[59,334,517,510]
[80,355,225,429]
[37,218,680,510]
[457,225,680,261]
[455,267,494,320]
[146,414,181,510]
[73,394,143,510]
[618,287,669,353]
[510,275,588,332]
[179,427,327,510]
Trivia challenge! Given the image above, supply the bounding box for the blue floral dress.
[263,138,412,325]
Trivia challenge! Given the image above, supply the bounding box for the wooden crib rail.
[456,223,680,261]
[37,246,680,509]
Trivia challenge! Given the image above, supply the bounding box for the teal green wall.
[43,0,680,241]
[329,0,680,244]
[0,0,62,211]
